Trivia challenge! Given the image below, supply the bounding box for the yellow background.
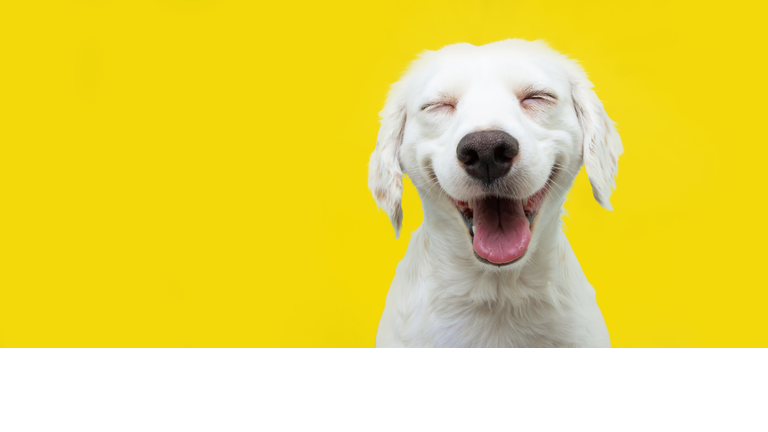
[1,0,766,347]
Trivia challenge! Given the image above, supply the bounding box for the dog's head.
[369,40,622,267]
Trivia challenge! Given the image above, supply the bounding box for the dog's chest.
[426,300,579,348]
[396,280,584,348]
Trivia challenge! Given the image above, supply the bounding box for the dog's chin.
[447,171,554,267]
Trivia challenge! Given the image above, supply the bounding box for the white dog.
[369,39,622,347]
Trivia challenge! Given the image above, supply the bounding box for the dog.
[368,39,622,347]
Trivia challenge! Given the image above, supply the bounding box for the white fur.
[369,39,622,348]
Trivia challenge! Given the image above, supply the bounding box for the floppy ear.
[369,80,408,238]
[570,68,623,210]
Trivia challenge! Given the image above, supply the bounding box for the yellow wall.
[1,0,766,347]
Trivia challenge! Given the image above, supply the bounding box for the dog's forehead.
[410,42,570,98]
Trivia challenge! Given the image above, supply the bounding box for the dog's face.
[370,40,622,267]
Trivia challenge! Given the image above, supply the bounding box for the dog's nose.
[456,130,519,184]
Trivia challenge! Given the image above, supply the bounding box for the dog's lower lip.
[473,250,525,266]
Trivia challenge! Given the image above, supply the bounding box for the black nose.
[456,130,519,184]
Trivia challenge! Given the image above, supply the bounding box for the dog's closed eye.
[420,96,458,113]
[519,88,557,114]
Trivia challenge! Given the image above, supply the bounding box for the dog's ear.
[569,66,623,210]
[369,79,408,238]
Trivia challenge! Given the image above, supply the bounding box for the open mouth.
[449,173,553,266]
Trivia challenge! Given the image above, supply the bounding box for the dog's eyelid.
[420,100,457,112]
[420,94,459,112]
[523,92,557,101]
[517,85,557,102]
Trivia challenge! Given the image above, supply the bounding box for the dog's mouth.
[449,172,554,267]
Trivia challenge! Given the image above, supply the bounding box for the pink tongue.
[473,197,531,264]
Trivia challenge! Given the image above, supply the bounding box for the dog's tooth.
[472,225,476,233]
[468,199,473,210]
